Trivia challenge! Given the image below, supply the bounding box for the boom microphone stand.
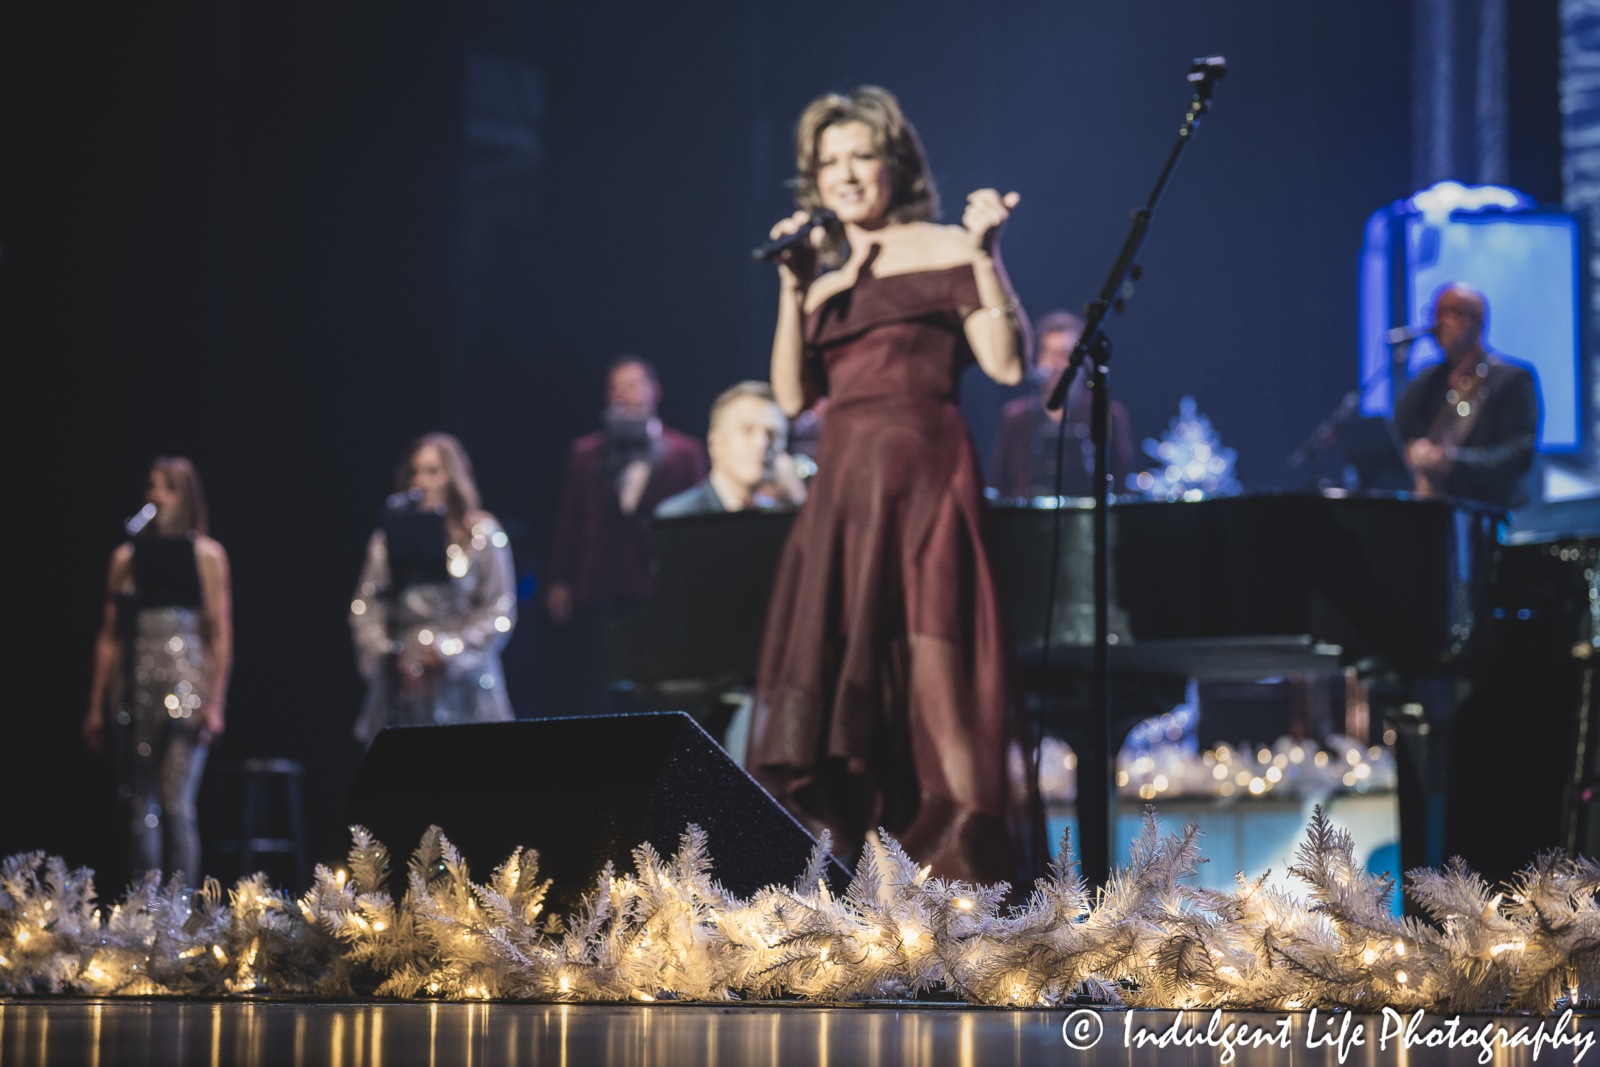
[1043,55,1226,889]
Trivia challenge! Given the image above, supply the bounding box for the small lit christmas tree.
[1129,395,1242,500]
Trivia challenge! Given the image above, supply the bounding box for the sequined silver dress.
[349,517,518,745]
[114,537,213,885]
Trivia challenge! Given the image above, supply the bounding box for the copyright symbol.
[1061,1009,1103,1050]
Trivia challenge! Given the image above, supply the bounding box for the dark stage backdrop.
[1,0,1551,881]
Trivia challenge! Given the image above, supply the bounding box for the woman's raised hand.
[769,210,822,287]
[963,189,1020,254]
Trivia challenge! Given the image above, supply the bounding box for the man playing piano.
[656,381,805,518]
[1397,284,1539,508]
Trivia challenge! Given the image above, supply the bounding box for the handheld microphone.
[751,211,837,263]
[384,487,445,515]
[1385,324,1431,345]
[125,503,157,536]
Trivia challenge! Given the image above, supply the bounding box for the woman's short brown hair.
[150,456,209,537]
[794,86,940,233]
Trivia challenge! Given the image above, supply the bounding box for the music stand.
[380,508,451,589]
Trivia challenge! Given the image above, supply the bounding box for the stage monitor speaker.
[1444,538,1597,885]
[347,712,847,913]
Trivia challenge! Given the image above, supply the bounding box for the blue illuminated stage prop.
[1358,180,1584,454]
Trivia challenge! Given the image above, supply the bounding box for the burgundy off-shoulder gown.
[749,254,1043,889]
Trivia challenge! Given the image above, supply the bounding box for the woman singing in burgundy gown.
[751,86,1043,889]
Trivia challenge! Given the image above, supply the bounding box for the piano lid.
[610,493,1503,690]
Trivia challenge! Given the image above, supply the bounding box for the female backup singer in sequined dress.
[84,457,233,886]
[751,86,1043,888]
[350,434,517,746]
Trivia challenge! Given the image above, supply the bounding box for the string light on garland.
[3,809,1599,1011]
[1038,733,1396,802]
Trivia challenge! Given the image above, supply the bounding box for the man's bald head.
[1432,283,1488,361]
[1436,283,1485,322]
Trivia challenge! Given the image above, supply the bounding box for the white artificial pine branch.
[9,808,1600,1011]
[1503,852,1600,1008]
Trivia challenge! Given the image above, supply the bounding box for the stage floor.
[3,998,1595,1066]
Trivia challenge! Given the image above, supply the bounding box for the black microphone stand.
[1042,55,1226,889]
[1285,349,1412,473]
[1287,390,1361,471]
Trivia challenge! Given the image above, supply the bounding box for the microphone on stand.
[1187,55,1229,89]
[751,211,837,263]
[1385,323,1432,345]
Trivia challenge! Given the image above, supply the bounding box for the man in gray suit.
[656,381,805,518]
[654,380,804,764]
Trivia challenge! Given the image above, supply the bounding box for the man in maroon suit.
[545,356,707,713]
[989,310,1133,500]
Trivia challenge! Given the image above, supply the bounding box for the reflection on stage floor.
[3,998,1598,1066]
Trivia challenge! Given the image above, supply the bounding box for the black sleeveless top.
[131,535,203,608]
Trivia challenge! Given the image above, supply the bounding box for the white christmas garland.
[2,807,1597,1012]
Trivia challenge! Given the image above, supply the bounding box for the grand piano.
[609,491,1510,885]
[612,492,1503,694]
